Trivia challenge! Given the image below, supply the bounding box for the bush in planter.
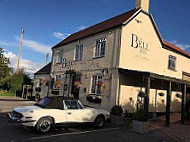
[111,105,123,116]
[133,109,147,122]
[111,105,123,126]
[133,109,149,134]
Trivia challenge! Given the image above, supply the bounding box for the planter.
[123,118,132,128]
[111,115,123,126]
[133,120,149,134]
[86,95,101,104]
[51,90,60,95]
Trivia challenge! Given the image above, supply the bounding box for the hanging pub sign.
[131,34,150,54]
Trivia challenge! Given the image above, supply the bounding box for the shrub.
[111,105,123,116]
[133,109,147,122]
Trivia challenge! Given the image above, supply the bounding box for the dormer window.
[168,55,176,71]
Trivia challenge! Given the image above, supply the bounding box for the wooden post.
[145,77,150,121]
[166,81,172,127]
[181,84,187,124]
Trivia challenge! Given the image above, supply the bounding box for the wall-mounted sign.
[131,34,149,54]
[62,58,73,70]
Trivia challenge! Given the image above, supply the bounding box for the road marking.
[11,127,120,142]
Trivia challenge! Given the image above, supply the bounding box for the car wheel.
[36,117,52,133]
[94,115,105,128]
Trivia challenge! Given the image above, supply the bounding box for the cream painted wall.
[119,12,190,79]
[32,74,50,98]
[119,85,181,113]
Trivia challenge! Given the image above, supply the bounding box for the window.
[56,51,63,64]
[91,74,103,95]
[53,75,62,89]
[95,38,106,58]
[75,44,83,61]
[65,100,80,109]
[168,55,176,71]
[56,75,61,81]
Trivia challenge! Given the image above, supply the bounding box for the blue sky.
[0,0,190,74]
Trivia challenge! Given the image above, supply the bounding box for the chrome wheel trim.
[96,117,104,127]
[39,120,51,132]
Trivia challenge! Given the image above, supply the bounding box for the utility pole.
[46,53,49,65]
[16,28,24,74]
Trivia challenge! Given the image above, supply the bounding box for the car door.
[65,100,93,123]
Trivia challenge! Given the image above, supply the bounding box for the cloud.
[15,37,52,55]
[52,32,71,40]
[76,25,88,31]
[0,41,17,47]
[1,38,52,55]
[3,51,44,74]
[171,40,190,50]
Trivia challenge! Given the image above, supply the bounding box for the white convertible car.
[8,97,110,133]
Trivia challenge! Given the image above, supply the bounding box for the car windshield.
[34,98,53,108]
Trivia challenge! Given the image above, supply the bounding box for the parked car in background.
[8,97,110,133]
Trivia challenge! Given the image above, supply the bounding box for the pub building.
[33,0,190,126]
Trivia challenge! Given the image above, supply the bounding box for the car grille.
[12,111,23,119]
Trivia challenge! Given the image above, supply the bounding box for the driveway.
[0,96,175,142]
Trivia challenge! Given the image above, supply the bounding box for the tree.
[10,69,31,92]
[0,47,12,90]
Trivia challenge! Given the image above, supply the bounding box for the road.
[0,96,175,142]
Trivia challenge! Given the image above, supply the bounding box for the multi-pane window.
[95,38,106,58]
[91,74,103,95]
[168,55,176,70]
[56,51,63,64]
[54,75,62,89]
[75,44,83,61]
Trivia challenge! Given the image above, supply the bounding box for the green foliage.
[0,47,12,89]
[10,70,30,92]
[0,91,15,96]
[0,47,31,94]
[10,72,24,92]
[111,105,123,116]
[133,109,147,122]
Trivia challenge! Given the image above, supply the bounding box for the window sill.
[168,68,177,72]
[73,59,82,62]
[93,56,105,59]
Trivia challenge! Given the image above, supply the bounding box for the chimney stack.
[136,0,150,13]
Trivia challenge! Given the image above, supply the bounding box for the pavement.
[0,96,176,142]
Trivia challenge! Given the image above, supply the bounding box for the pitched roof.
[34,62,51,75]
[163,41,190,58]
[52,8,140,49]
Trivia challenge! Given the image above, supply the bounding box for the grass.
[0,91,16,96]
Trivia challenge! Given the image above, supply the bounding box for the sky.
[0,0,190,75]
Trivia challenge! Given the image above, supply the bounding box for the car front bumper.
[8,112,36,125]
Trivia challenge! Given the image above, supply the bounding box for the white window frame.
[168,55,176,71]
[94,37,106,58]
[53,75,62,89]
[56,51,63,64]
[91,74,103,95]
[75,44,83,61]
